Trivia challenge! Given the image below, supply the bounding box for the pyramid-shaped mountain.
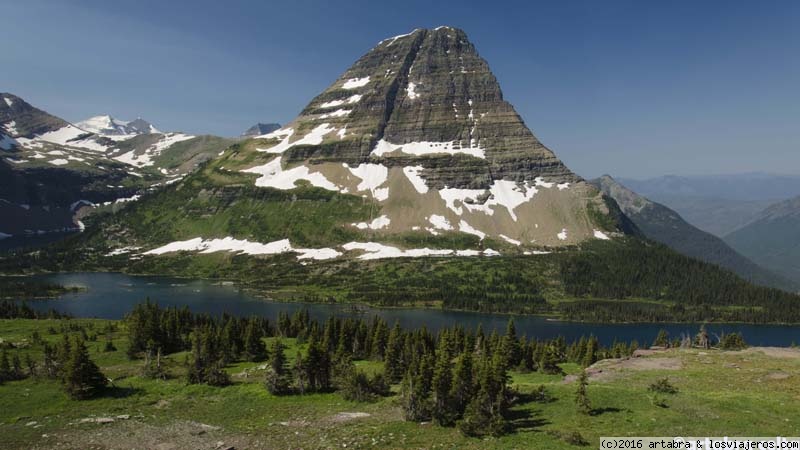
[229,27,622,247]
[86,27,630,262]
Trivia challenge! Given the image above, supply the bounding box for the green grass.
[2,318,800,449]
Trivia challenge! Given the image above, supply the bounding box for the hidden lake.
[10,272,800,347]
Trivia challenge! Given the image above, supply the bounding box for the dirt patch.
[564,356,683,384]
[765,371,791,380]
[329,412,371,423]
[743,347,800,359]
[32,419,262,450]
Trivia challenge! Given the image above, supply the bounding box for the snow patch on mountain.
[402,166,429,193]
[257,124,335,154]
[346,163,388,200]
[593,230,611,240]
[342,77,370,89]
[243,157,339,192]
[372,139,485,159]
[353,215,391,230]
[428,215,453,231]
[459,220,486,240]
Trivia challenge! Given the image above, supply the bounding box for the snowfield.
[139,237,520,262]
[342,76,370,89]
[371,139,485,159]
[257,124,334,154]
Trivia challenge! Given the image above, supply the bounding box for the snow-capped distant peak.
[75,115,160,137]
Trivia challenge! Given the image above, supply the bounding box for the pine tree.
[653,329,670,348]
[582,335,598,368]
[450,352,475,416]
[503,319,521,368]
[400,370,431,422]
[12,353,23,380]
[304,335,331,392]
[42,343,57,379]
[242,318,268,362]
[56,333,71,376]
[384,322,404,382]
[0,350,10,383]
[24,353,37,378]
[575,369,592,415]
[62,338,107,400]
[265,339,291,395]
[431,339,455,426]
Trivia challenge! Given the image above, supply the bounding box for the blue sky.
[3,0,799,178]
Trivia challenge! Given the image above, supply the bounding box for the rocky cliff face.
[227,27,621,247]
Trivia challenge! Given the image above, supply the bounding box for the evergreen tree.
[62,338,106,400]
[42,343,57,379]
[400,370,431,422]
[503,319,521,368]
[539,346,564,375]
[575,369,592,415]
[265,339,291,395]
[384,322,404,382]
[293,350,307,395]
[0,350,10,383]
[431,339,455,426]
[653,329,670,348]
[582,335,598,368]
[303,335,331,392]
[450,352,475,416]
[242,318,268,362]
[24,353,37,378]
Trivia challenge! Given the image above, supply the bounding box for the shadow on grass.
[590,406,625,416]
[507,407,550,434]
[103,385,144,399]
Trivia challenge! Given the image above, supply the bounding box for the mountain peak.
[242,123,281,137]
[225,27,623,246]
[76,115,160,136]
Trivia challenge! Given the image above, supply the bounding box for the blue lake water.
[16,272,800,347]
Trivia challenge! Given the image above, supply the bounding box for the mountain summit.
[83,27,630,262]
[75,115,160,137]
[223,27,623,247]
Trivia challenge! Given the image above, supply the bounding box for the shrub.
[648,377,678,394]
[718,332,747,350]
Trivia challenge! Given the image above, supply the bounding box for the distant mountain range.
[725,195,800,284]
[0,92,233,239]
[592,175,796,291]
[619,173,800,236]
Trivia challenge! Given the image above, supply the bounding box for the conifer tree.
[242,318,268,362]
[384,322,404,382]
[0,350,10,383]
[62,338,106,400]
[582,335,598,368]
[575,369,592,415]
[431,339,455,426]
[450,352,475,416]
[503,319,521,368]
[265,339,291,395]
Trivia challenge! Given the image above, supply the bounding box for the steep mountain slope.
[242,123,281,137]
[0,93,231,240]
[725,196,800,284]
[619,173,800,236]
[83,27,629,260]
[592,176,796,291]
